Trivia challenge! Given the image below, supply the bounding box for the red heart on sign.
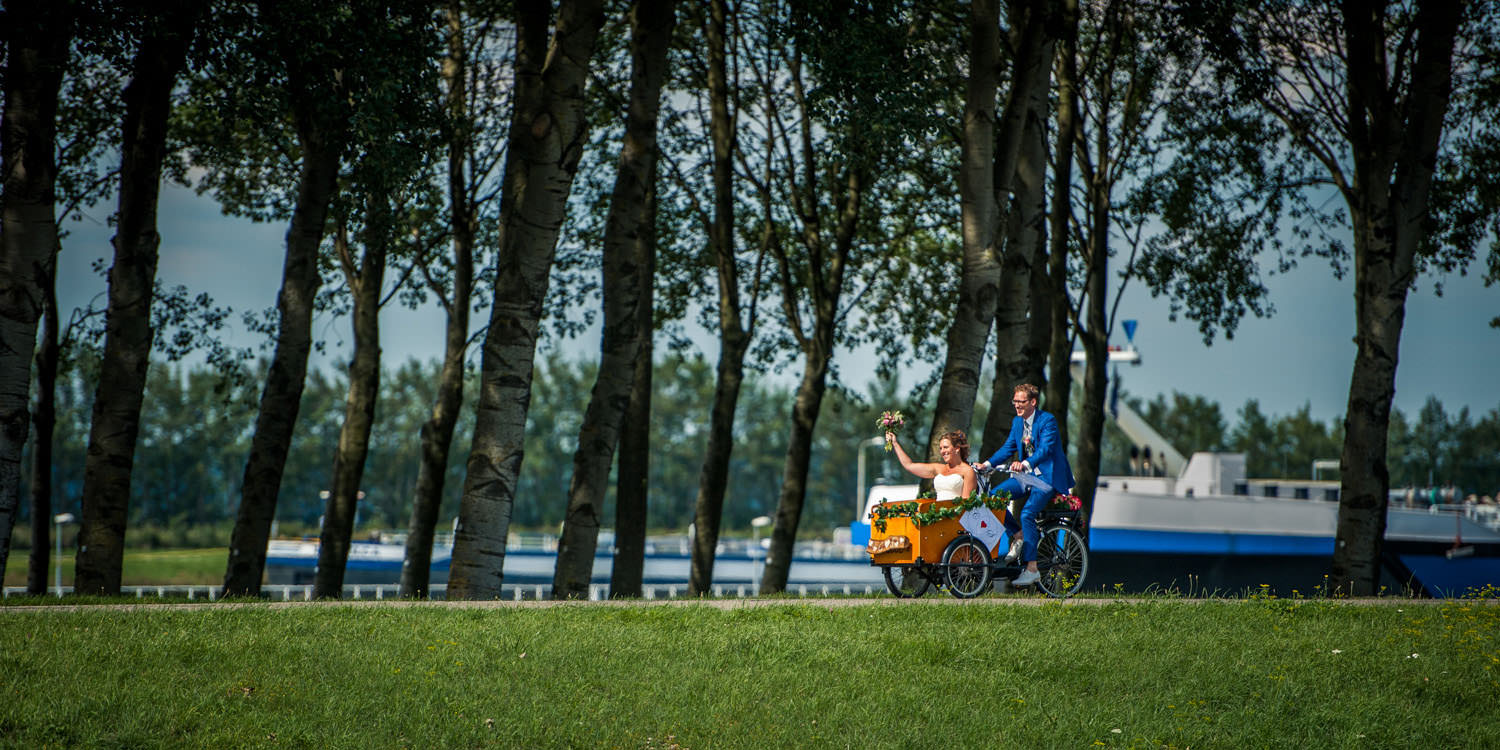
[980,521,987,528]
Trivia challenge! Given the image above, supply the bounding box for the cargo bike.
[865,492,1089,599]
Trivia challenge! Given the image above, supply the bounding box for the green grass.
[2,598,1497,748]
[5,548,228,589]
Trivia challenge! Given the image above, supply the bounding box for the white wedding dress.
[933,472,965,501]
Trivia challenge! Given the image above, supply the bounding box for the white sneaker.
[1013,569,1040,587]
[1004,536,1023,564]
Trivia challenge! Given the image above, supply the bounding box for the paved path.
[1,595,1474,614]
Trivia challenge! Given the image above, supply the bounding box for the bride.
[883,429,978,500]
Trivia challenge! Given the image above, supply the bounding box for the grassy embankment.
[2,597,1497,748]
[4,548,227,589]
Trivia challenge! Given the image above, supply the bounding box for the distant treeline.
[20,355,1498,544]
[20,353,922,539]
[1098,391,1500,496]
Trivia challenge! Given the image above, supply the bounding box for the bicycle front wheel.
[1035,525,1088,598]
[882,564,932,598]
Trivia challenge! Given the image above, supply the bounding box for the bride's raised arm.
[885,432,936,480]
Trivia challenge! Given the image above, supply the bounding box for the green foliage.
[1147,0,1500,339]
[1,601,1497,747]
[784,0,951,166]
[1388,397,1500,497]
[176,0,442,222]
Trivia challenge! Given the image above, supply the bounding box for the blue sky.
[56,181,1499,428]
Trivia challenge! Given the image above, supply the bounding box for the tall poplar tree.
[74,1,204,594]
[1158,0,1497,594]
[0,0,74,586]
[553,0,677,599]
[447,0,607,600]
[215,0,357,596]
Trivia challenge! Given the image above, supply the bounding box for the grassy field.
[4,548,228,589]
[2,597,1497,748]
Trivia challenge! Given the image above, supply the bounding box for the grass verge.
[5,548,228,589]
[2,598,1497,748]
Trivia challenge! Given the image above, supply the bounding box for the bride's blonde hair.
[940,430,970,461]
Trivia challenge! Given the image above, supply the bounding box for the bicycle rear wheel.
[1035,525,1088,598]
[941,536,993,598]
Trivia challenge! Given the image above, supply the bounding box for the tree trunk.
[759,168,863,595]
[75,6,199,595]
[925,0,999,459]
[27,261,59,595]
[447,0,605,600]
[758,345,832,594]
[553,0,676,599]
[981,15,1054,457]
[221,23,349,595]
[1330,0,1459,596]
[926,0,1054,461]
[0,0,72,587]
[1042,0,1080,439]
[687,0,746,596]
[1072,128,1111,516]
[402,0,476,600]
[1023,218,1052,391]
[609,225,654,598]
[312,218,387,599]
[1334,222,1402,594]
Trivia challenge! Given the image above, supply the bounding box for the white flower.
[1407,653,1419,659]
[1330,649,1343,654]
[1111,729,1122,734]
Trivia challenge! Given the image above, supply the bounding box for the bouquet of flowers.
[876,410,904,451]
[1049,493,1083,511]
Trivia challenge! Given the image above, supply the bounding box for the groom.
[974,383,1074,587]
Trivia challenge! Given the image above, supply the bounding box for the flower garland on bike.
[868,489,1013,533]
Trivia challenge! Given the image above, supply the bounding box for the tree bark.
[1042,0,1080,441]
[75,4,200,595]
[1330,0,1460,596]
[609,211,655,598]
[1073,185,1109,513]
[447,0,606,600]
[926,0,1054,461]
[553,0,676,599]
[759,343,833,594]
[26,260,60,594]
[312,215,387,599]
[688,0,747,596]
[1070,63,1113,517]
[0,0,72,587]
[925,0,998,461]
[221,5,350,596]
[402,0,475,600]
[981,9,1054,457]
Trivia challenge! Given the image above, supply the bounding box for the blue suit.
[985,409,1074,563]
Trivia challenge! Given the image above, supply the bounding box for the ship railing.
[1406,502,1500,532]
[4,582,885,602]
[1462,503,1500,531]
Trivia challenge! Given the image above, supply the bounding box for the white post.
[53,513,74,597]
[751,515,772,586]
